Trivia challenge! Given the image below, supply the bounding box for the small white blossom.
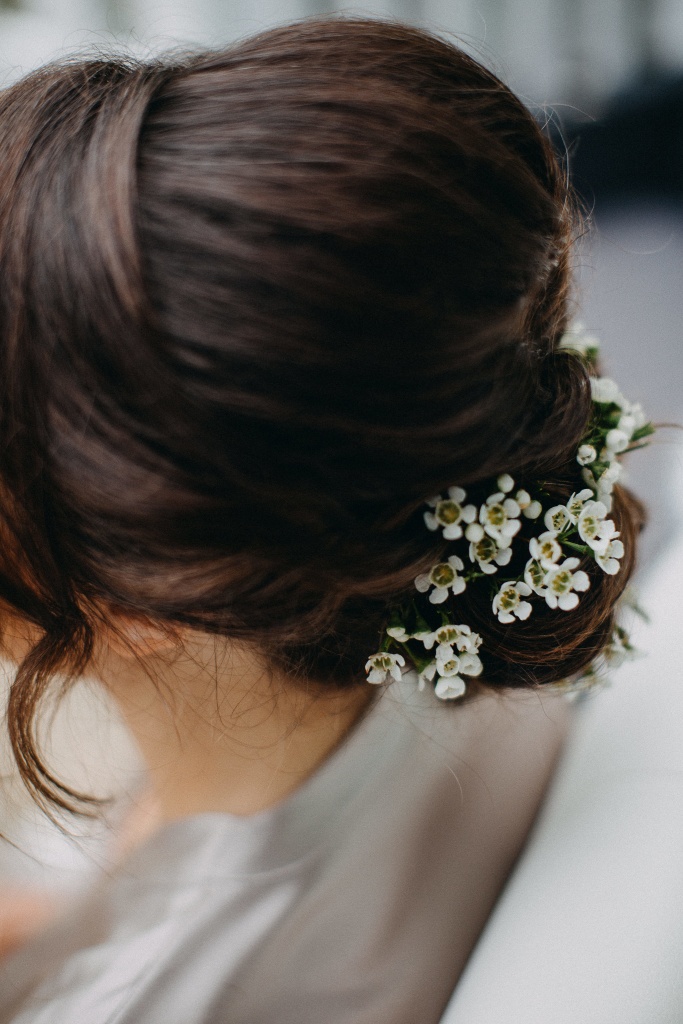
[544,505,571,534]
[492,581,533,623]
[577,444,597,466]
[417,661,437,692]
[544,558,591,610]
[418,656,468,700]
[365,651,405,684]
[497,473,515,493]
[415,555,466,604]
[469,535,513,575]
[584,460,622,511]
[558,323,600,356]
[594,537,625,575]
[590,377,624,406]
[577,500,617,552]
[426,623,482,658]
[604,626,635,667]
[457,651,483,676]
[514,489,542,519]
[479,491,522,547]
[566,489,594,523]
[621,402,647,433]
[604,428,630,454]
[434,673,467,700]
[386,625,409,641]
[424,486,477,540]
[596,461,622,510]
[433,645,483,700]
[524,558,548,595]
[529,531,563,570]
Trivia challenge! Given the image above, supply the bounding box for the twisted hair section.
[0,20,642,813]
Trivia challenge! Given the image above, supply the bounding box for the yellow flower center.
[581,515,599,539]
[473,537,497,562]
[499,587,519,610]
[485,503,506,527]
[550,570,572,594]
[527,561,545,589]
[431,563,455,587]
[436,500,461,525]
[548,510,567,531]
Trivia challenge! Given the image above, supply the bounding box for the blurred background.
[0,0,681,903]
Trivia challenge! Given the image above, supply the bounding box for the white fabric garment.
[0,679,567,1024]
[441,530,683,1024]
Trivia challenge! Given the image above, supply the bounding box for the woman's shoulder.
[0,680,569,1024]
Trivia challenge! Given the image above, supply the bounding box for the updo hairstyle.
[0,19,643,811]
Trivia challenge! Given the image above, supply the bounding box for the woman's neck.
[100,634,375,822]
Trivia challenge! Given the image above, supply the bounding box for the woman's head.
[0,19,642,810]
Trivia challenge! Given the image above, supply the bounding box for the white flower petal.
[386,626,408,640]
[590,377,622,404]
[434,675,467,700]
[429,587,449,604]
[544,505,571,533]
[459,653,482,676]
[465,522,485,542]
[424,511,439,531]
[572,570,590,592]
[448,486,467,503]
[442,523,463,540]
[558,591,579,611]
[577,444,597,466]
[497,474,514,493]
[414,573,431,593]
[604,558,621,575]
[605,428,629,453]
[523,500,543,519]
[462,504,478,524]
[516,601,532,620]
[502,498,521,517]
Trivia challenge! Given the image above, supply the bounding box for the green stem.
[563,540,590,554]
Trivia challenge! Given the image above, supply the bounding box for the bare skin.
[0,613,375,956]
[95,622,376,822]
[2,612,376,823]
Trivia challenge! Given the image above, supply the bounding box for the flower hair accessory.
[365,325,654,700]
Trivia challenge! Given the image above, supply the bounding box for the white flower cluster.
[580,376,648,513]
[365,327,653,703]
[417,480,624,627]
[546,623,638,701]
[383,621,483,700]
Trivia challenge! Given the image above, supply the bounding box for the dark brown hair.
[0,19,642,812]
